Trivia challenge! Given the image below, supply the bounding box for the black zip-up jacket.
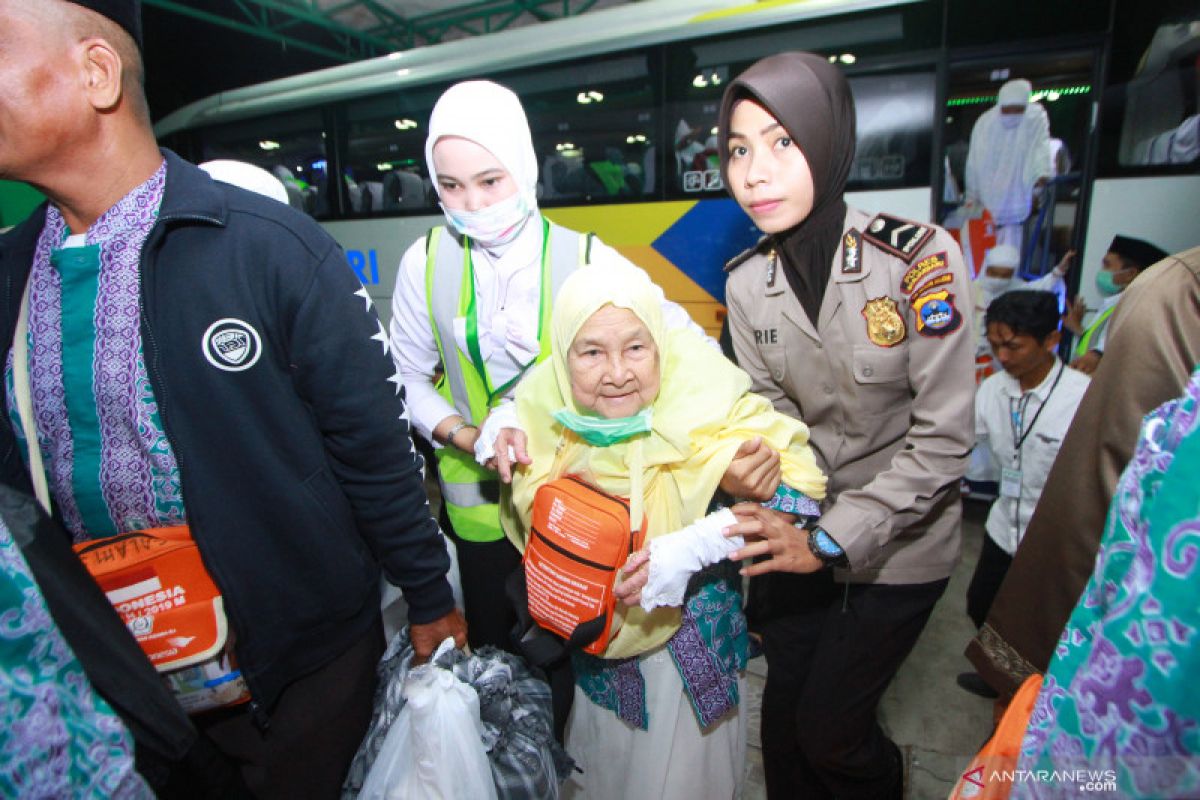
[0,151,453,713]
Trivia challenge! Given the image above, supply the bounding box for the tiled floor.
[738,499,996,799]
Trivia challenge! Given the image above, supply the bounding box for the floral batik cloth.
[0,514,150,798]
[5,159,186,541]
[1014,363,1200,799]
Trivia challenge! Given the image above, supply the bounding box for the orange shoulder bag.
[525,475,646,655]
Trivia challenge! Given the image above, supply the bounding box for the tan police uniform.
[725,207,975,584]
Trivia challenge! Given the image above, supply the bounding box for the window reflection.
[505,55,658,204]
[199,111,328,217]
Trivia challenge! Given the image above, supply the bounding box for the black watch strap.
[807,525,849,569]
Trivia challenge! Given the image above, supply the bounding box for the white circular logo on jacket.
[202,318,262,371]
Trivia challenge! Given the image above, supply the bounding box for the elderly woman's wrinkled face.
[567,305,661,419]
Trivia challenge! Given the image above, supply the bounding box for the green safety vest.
[424,218,592,542]
[1073,304,1116,359]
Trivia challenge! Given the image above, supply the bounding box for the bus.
[154,0,1200,338]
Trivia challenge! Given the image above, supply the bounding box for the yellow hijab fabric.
[502,260,826,659]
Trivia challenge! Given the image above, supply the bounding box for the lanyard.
[463,216,552,407]
[1008,361,1065,452]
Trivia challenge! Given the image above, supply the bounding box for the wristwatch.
[807,525,849,569]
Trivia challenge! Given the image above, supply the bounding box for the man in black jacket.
[0,1,466,796]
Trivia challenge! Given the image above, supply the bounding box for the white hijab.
[976,243,1021,303]
[425,80,540,212]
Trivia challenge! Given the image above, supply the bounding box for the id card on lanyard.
[1003,363,1065,500]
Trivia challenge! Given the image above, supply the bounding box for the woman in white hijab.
[388,81,773,653]
[964,78,1053,249]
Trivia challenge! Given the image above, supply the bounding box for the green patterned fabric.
[1016,363,1200,798]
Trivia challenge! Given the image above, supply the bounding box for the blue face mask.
[553,407,653,447]
[1095,269,1126,297]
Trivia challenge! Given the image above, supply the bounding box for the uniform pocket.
[851,345,909,416]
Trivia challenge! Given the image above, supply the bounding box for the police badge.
[861,297,906,347]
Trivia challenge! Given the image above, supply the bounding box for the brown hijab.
[719,52,857,325]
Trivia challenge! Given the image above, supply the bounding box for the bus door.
[938,49,1103,284]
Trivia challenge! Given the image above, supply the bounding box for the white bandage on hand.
[640,508,743,612]
[473,401,522,466]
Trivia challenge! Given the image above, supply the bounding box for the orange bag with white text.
[948,674,1043,799]
[74,525,250,714]
[524,476,646,656]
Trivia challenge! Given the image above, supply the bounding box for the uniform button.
[773,369,784,381]
[823,383,834,395]
[815,342,823,350]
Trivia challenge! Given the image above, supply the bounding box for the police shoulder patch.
[724,234,772,273]
[911,290,963,338]
[910,270,954,299]
[901,251,949,295]
[862,214,935,265]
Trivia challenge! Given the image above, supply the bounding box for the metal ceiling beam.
[146,0,610,61]
[144,0,395,60]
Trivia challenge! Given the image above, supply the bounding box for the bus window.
[501,54,659,204]
[1116,16,1200,167]
[664,7,938,198]
[343,87,445,215]
[198,110,329,218]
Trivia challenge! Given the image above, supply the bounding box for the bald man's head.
[60,0,149,122]
[0,0,153,185]
[4,0,148,121]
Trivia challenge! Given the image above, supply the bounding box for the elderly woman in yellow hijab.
[500,256,825,800]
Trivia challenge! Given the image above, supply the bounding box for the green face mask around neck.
[553,407,653,447]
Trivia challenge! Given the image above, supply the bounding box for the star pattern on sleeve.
[354,286,374,312]
[371,319,391,356]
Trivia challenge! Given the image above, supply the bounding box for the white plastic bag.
[359,639,498,800]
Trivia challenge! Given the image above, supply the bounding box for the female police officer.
[719,53,976,799]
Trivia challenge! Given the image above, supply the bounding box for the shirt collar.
[1000,356,1063,400]
[48,159,167,249]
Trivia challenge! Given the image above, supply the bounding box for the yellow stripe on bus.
[691,0,806,24]
[543,201,695,248]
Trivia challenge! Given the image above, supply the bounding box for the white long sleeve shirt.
[389,217,711,442]
[975,358,1090,554]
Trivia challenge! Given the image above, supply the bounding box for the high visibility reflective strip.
[439,477,501,508]
[435,442,503,541]
[1073,304,1116,359]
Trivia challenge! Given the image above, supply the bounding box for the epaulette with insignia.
[862,213,935,265]
[724,234,772,273]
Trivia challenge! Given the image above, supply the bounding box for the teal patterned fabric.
[0,516,150,798]
[1015,363,1200,799]
[573,575,747,730]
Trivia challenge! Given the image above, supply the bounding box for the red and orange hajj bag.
[73,525,250,714]
[524,475,646,655]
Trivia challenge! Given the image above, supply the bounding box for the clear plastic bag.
[359,639,498,800]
